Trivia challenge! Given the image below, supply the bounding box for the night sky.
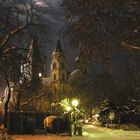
[33,0,77,72]
[0,0,77,95]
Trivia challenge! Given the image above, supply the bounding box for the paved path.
[12,125,140,140]
[12,135,80,140]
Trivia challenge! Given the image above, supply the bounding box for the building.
[20,38,68,102]
[2,37,81,111]
[20,37,46,84]
[50,40,67,101]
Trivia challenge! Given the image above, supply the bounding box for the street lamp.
[65,106,72,136]
[71,99,79,136]
[71,99,79,107]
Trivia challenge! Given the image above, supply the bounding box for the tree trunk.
[4,71,11,128]
[15,91,21,111]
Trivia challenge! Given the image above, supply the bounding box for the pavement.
[12,134,83,140]
[11,125,140,140]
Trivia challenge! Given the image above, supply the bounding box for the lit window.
[39,73,42,77]
[53,63,57,69]
[62,73,65,81]
[53,74,56,80]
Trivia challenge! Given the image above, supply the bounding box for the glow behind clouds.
[35,1,49,7]
[33,0,50,7]
[33,0,61,7]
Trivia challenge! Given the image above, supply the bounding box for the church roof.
[54,40,63,53]
[68,69,83,83]
[28,36,43,64]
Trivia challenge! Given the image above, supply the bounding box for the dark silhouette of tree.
[62,0,140,106]
[0,0,48,59]
[0,0,49,128]
[62,0,140,57]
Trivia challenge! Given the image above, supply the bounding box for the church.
[20,37,68,103]
[40,39,68,102]
[2,37,81,111]
[49,40,67,101]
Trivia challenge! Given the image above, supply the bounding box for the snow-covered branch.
[21,92,48,107]
[121,42,140,50]
[0,24,29,48]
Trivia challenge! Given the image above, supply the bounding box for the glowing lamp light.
[39,73,42,77]
[66,106,72,112]
[72,99,79,107]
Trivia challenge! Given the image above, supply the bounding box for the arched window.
[53,63,57,69]
[62,73,65,81]
[53,74,56,80]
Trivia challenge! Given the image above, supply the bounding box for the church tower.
[50,40,67,101]
[30,37,44,80]
[20,37,45,84]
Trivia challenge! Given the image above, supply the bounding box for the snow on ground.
[12,125,140,140]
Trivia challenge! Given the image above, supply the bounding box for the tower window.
[53,74,56,80]
[61,61,65,69]
[53,63,57,69]
[62,73,65,81]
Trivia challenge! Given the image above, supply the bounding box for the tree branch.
[21,92,48,107]
[121,42,140,50]
[0,24,29,48]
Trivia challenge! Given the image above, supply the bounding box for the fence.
[7,111,67,135]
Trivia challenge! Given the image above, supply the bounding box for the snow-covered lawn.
[82,125,140,140]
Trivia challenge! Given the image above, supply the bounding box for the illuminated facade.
[19,38,67,102]
[50,40,67,101]
[2,38,70,111]
[20,37,45,84]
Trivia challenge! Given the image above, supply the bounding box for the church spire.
[54,40,63,53]
[29,36,42,63]
[50,39,67,101]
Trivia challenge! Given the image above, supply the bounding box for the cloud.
[35,1,49,7]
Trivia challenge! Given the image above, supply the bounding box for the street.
[12,125,140,140]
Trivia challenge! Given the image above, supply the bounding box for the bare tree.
[0,0,48,58]
[0,0,49,128]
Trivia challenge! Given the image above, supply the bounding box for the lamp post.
[71,99,79,136]
[65,106,72,136]
[71,99,79,124]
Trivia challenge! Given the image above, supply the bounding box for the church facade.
[21,38,68,102]
[50,40,67,101]
[2,38,69,111]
